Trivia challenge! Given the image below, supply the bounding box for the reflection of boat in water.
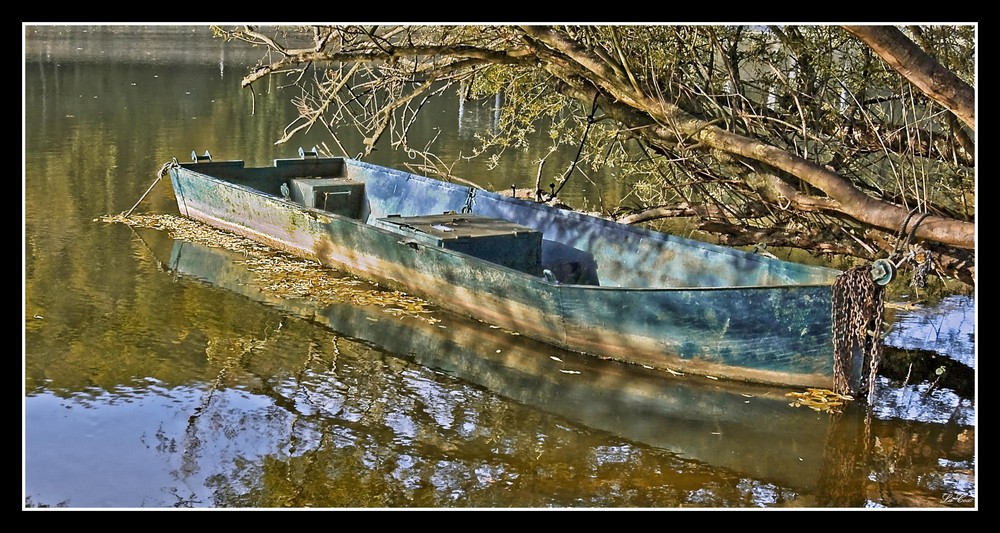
[154,233,858,493]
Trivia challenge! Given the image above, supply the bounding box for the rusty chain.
[832,265,886,402]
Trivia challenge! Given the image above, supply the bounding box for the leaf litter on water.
[98,213,440,323]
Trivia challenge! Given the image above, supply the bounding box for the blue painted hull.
[169,155,844,388]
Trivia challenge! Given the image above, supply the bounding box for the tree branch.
[544,58,975,250]
[841,25,975,131]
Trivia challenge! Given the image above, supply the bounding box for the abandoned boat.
[168,149,848,389]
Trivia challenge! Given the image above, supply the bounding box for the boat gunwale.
[346,158,843,284]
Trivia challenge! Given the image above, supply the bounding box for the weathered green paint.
[169,155,846,389]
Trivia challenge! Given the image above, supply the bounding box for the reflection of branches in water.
[198,327,408,506]
[266,335,347,506]
[199,335,413,506]
[287,337,343,454]
[867,414,975,507]
[815,407,869,507]
[815,399,977,508]
[144,422,201,506]
[162,486,203,508]
[178,327,273,484]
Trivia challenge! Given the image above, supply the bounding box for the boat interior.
[179,152,841,290]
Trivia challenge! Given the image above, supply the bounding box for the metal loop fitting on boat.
[869,258,896,286]
[543,269,558,284]
[192,150,212,163]
[299,146,320,159]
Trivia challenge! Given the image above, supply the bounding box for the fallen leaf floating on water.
[559,369,581,375]
[785,388,854,413]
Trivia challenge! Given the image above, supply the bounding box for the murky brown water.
[23,25,976,509]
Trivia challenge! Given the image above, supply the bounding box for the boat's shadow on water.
[142,227,974,505]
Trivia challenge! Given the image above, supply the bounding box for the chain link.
[832,265,885,402]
